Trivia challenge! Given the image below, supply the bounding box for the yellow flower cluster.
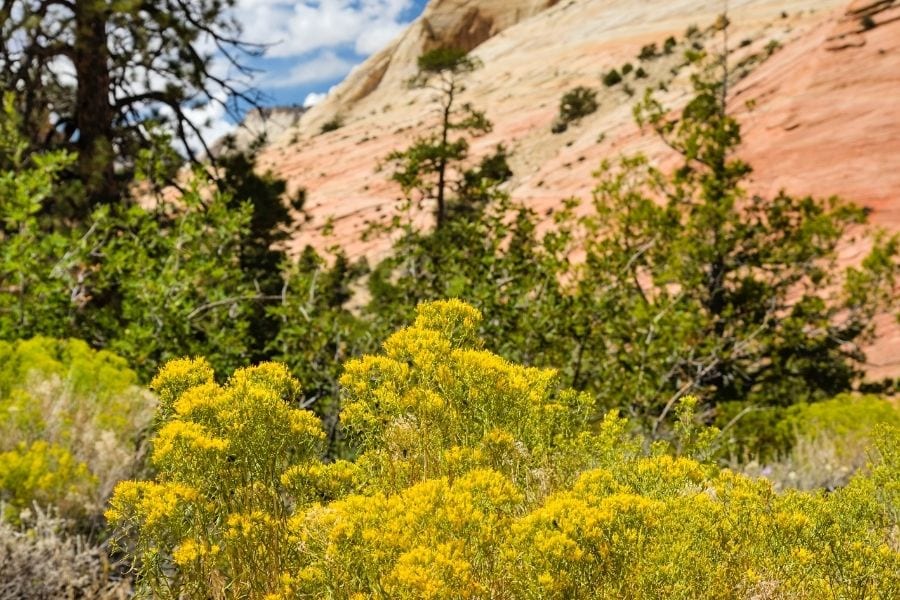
[384,542,479,599]
[153,420,229,461]
[108,360,326,596]
[284,468,521,598]
[108,301,900,599]
[172,538,220,566]
[105,480,198,526]
[152,356,215,419]
[0,441,96,521]
[339,301,594,493]
[282,460,362,501]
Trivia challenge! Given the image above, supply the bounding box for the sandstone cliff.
[252,0,899,378]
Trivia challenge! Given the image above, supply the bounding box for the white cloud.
[354,19,407,54]
[267,51,355,88]
[171,0,420,151]
[303,91,327,107]
[236,0,415,58]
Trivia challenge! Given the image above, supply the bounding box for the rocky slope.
[212,106,306,155]
[252,0,899,378]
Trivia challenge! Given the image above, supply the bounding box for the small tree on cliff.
[386,47,493,230]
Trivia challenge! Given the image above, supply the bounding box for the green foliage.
[581,68,898,426]
[739,395,900,491]
[86,182,257,376]
[602,69,622,87]
[320,116,344,134]
[0,94,78,336]
[367,63,899,445]
[108,302,900,599]
[387,47,492,229]
[553,86,599,133]
[788,394,900,445]
[638,43,659,61]
[0,337,153,522]
[416,47,477,75]
[266,247,371,450]
[366,193,572,376]
[215,136,296,362]
[0,98,270,379]
[664,36,678,54]
[765,39,782,56]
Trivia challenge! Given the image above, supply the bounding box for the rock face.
[255,0,899,379]
[214,106,307,156]
[303,0,558,129]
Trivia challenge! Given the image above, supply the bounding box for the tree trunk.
[435,86,454,230]
[73,0,116,207]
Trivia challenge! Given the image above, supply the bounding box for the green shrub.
[0,338,153,521]
[602,69,622,87]
[553,86,598,133]
[730,394,900,490]
[638,43,659,61]
[109,301,900,599]
[791,394,900,442]
[0,97,265,379]
[320,116,344,134]
[663,36,677,54]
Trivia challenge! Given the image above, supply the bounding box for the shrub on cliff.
[552,86,599,133]
[602,68,622,87]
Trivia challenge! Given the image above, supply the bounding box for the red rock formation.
[254,0,899,379]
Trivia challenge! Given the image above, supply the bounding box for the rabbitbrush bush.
[108,301,900,599]
[0,337,154,522]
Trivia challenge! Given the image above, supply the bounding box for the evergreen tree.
[386,47,492,229]
[0,0,262,210]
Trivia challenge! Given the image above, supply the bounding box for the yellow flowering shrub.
[107,359,326,598]
[0,441,96,521]
[108,301,900,599]
[340,299,595,494]
[0,337,154,520]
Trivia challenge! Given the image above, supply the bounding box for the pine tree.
[386,47,492,230]
[0,0,262,210]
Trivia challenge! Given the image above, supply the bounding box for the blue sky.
[188,1,429,144]
[236,0,429,108]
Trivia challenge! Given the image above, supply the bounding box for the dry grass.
[0,505,132,599]
[1,367,155,519]
[740,430,871,491]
